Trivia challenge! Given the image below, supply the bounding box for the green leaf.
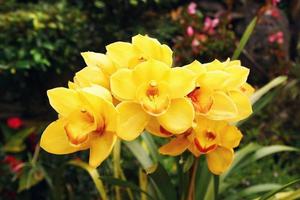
[146,163,177,200]
[195,157,212,200]
[141,132,161,162]
[183,154,194,173]
[259,179,300,200]
[214,175,219,200]
[18,163,45,192]
[124,139,154,169]
[238,184,282,198]
[232,17,257,60]
[251,76,287,105]
[68,159,108,200]
[221,143,261,182]
[238,145,299,169]
[3,127,35,153]
[101,176,155,200]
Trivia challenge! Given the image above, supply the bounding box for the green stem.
[214,175,219,200]
[113,139,121,200]
[32,142,40,165]
[186,158,199,200]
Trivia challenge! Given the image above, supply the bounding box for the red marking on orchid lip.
[194,138,217,153]
[159,126,173,136]
[206,131,216,140]
[187,87,200,102]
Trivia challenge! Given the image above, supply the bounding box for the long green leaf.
[232,17,257,60]
[146,163,178,200]
[237,145,299,169]
[68,159,108,200]
[259,179,300,200]
[195,157,212,200]
[141,132,161,162]
[124,140,154,169]
[251,76,287,105]
[221,143,261,182]
[101,176,156,200]
[238,184,282,198]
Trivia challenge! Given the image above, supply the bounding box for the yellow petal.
[81,52,116,75]
[228,90,252,121]
[224,66,249,89]
[159,136,190,156]
[197,71,230,90]
[78,90,117,132]
[89,132,117,168]
[188,145,201,157]
[74,66,109,89]
[133,59,170,86]
[167,67,196,98]
[240,83,255,97]
[184,60,206,75]
[161,45,173,66]
[106,42,140,68]
[81,85,112,102]
[40,119,85,154]
[47,87,80,117]
[203,59,225,71]
[206,147,233,175]
[157,98,194,134]
[116,102,150,141]
[207,91,238,120]
[146,117,173,138]
[132,34,173,66]
[219,125,243,149]
[110,68,137,101]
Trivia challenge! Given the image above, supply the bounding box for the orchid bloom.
[185,59,253,122]
[40,85,117,168]
[106,34,173,68]
[158,116,243,175]
[70,35,173,90]
[110,59,196,141]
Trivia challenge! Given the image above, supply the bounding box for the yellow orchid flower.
[40,85,117,168]
[68,52,117,90]
[186,59,253,122]
[158,116,243,175]
[106,34,173,68]
[110,59,196,141]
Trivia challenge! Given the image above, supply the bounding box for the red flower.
[7,117,23,129]
[3,155,24,173]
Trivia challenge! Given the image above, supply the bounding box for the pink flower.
[7,117,23,129]
[186,26,194,37]
[268,31,284,45]
[203,17,219,35]
[187,2,197,15]
[191,38,200,47]
[3,155,24,173]
[272,0,281,6]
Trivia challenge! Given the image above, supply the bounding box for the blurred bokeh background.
[0,0,300,199]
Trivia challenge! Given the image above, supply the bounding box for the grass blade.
[251,76,287,105]
[68,159,108,200]
[232,17,257,60]
[259,179,300,200]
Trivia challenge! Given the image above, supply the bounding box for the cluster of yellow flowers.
[40,35,254,175]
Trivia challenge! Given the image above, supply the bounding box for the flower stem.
[186,158,199,200]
